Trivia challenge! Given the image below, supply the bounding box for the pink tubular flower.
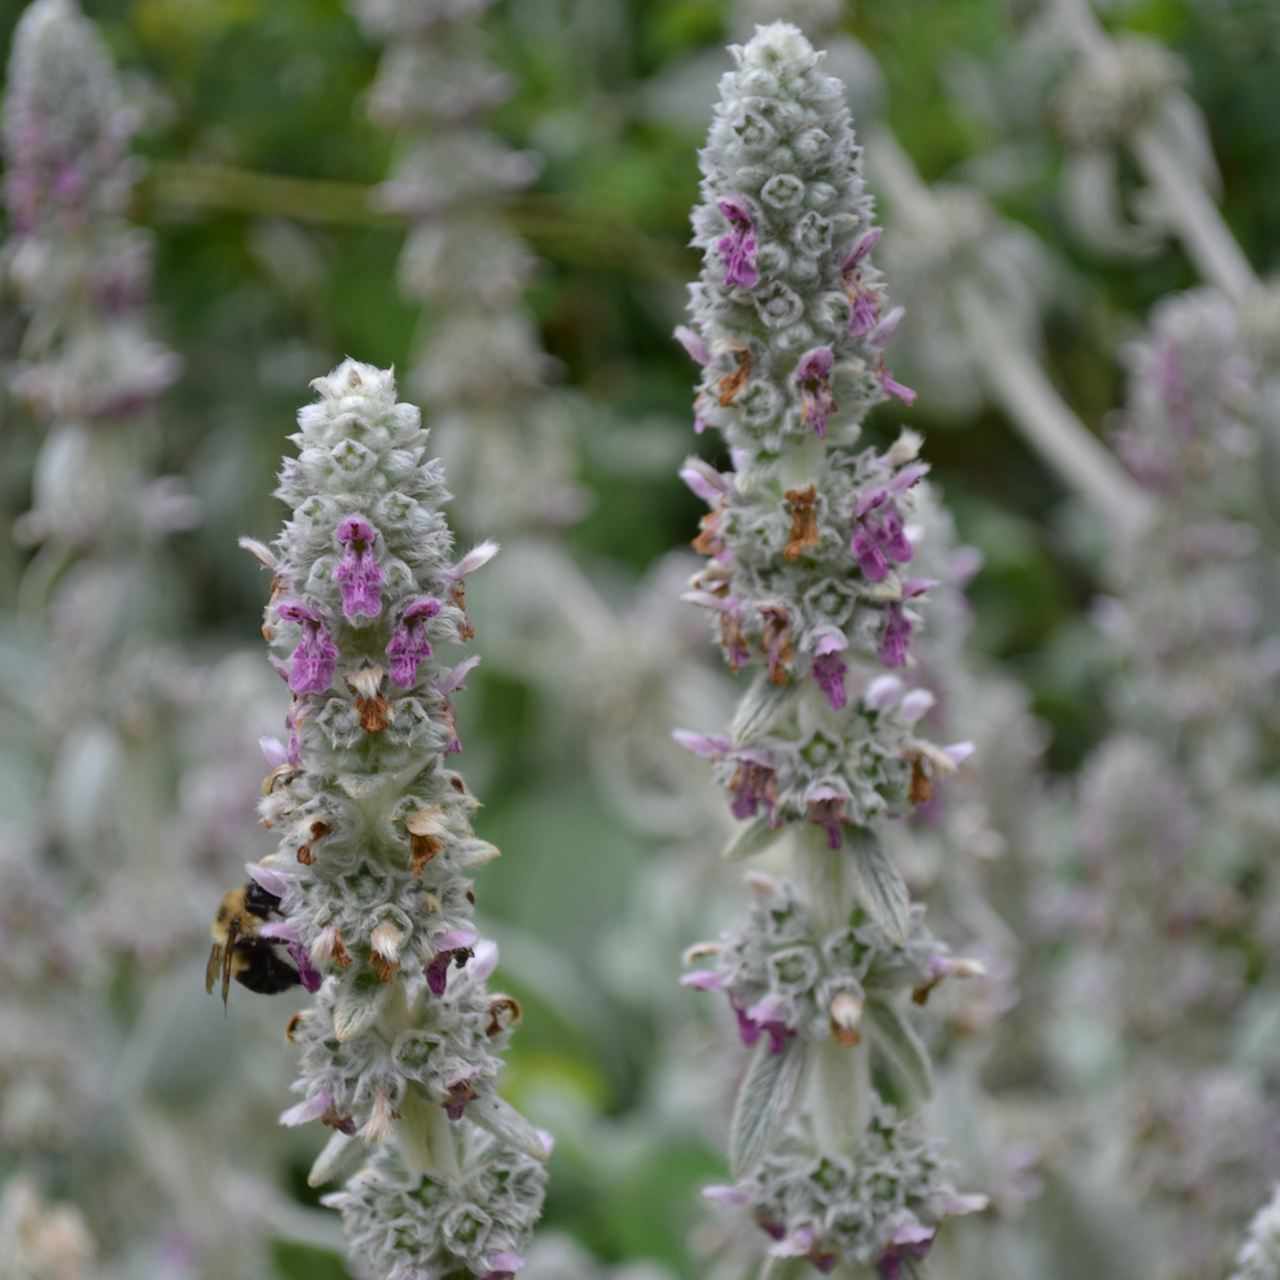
[811,634,848,710]
[279,1090,332,1127]
[674,324,711,366]
[877,360,916,407]
[333,516,386,618]
[717,197,759,288]
[425,929,478,995]
[277,602,338,694]
[386,597,441,687]
[807,785,850,849]
[843,228,882,337]
[852,495,914,582]
[877,1221,934,1279]
[796,347,837,437]
[287,940,323,992]
[879,602,912,669]
[731,996,795,1055]
[868,306,905,348]
[728,749,778,822]
[480,1253,526,1280]
[878,580,934,669]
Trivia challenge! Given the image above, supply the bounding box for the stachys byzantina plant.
[674,24,987,1275]
[242,360,547,1280]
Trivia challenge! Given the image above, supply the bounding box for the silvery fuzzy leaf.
[724,815,786,861]
[729,1035,810,1177]
[466,1094,550,1163]
[732,671,799,745]
[333,969,390,1042]
[846,826,910,943]
[307,1131,355,1187]
[864,998,932,1104]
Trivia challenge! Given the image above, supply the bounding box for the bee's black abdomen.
[244,880,284,919]
[233,937,301,994]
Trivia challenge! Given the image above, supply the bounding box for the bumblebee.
[206,881,301,1004]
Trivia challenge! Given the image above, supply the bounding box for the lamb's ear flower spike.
[675,22,985,1267]
[3,0,185,556]
[254,360,545,1280]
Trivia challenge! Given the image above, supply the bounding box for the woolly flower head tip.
[3,0,131,231]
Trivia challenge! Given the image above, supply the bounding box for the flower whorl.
[676,25,983,1274]
[253,360,545,1280]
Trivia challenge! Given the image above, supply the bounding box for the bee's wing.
[221,919,241,1005]
[206,941,224,995]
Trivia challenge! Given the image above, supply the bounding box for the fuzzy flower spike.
[251,361,545,1280]
[675,24,984,1273]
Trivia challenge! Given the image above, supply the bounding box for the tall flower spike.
[252,361,544,1280]
[3,0,182,552]
[675,23,983,1270]
[355,0,582,534]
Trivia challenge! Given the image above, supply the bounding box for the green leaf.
[332,969,389,1042]
[731,670,798,745]
[729,1035,810,1177]
[864,999,932,1104]
[466,1094,550,1163]
[724,815,786,861]
[846,826,910,943]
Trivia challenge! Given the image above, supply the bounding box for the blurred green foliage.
[2,0,1279,1274]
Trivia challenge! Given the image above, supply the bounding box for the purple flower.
[480,1253,526,1280]
[877,582,932,669]
[425,929,478,995]
[386,597,441,687]
[436,655,481,695]
[868,306,905,349]
[843,228,881,271]
[728,750,778,821]
[333,516,386,618]
[808,795,848,850]
[843,229,883,337]
[286,940,324,993]
[717,197,759,288]
[879,602,911,668]
[674,325,711,365]
[279,1090,332,1127]
[848,279,881,338]
[680,970,727,990]
[442,1077,479,1120]
[811,637,848,711]
[851,491,915,582]
[680,459,732,504]
[877,1223,934,1279]
[758,603,793,686]
[277,602,338,695]
[796,347,837,437]
[877,360,916,406]
[672,730,734,758]
[730,996,795,1054]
